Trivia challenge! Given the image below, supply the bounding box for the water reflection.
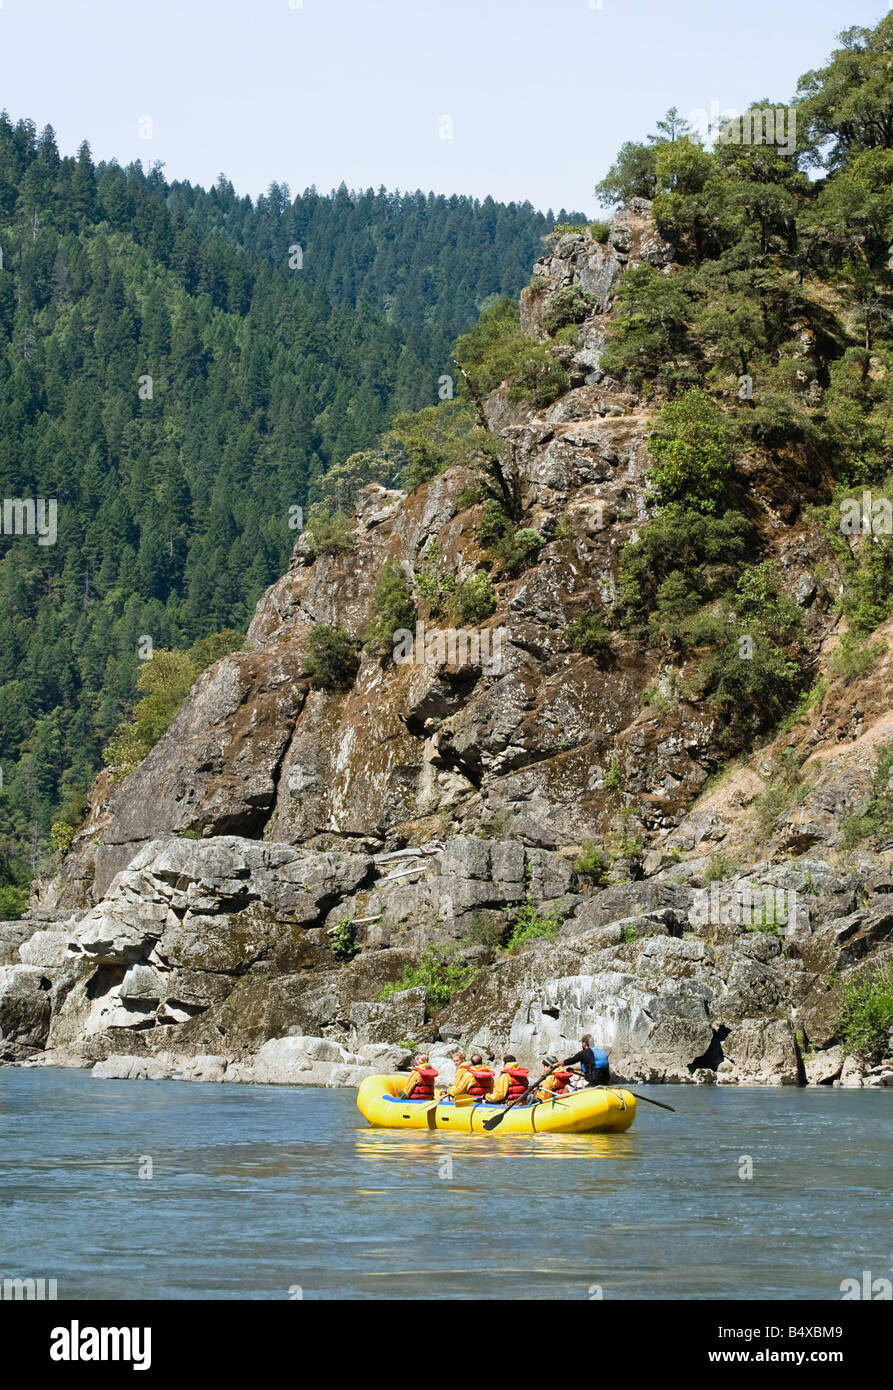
[352,1128,641,1201]
[353,1130,639,1162]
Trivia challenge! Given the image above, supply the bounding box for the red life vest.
[467,1066,494,1098]
[551,1068,573,1094]
[406,1066,438,1100]
[504,1066,529,1101]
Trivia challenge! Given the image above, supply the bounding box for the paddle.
[566,1071,677,1113]
[482,1064,558,1131]
[619,1088,675,1113]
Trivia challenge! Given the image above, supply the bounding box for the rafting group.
[399,1034,611,1108]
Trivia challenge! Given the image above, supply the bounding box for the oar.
[483,1064,558,1131]
[411,1088,448,1115]
[616,1087,675,1113]
[568,1078,677,1113]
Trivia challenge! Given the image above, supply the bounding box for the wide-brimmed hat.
[542,1054,558,1066]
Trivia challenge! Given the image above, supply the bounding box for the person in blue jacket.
[562,1033,610,1086]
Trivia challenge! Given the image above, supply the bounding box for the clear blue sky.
[0,0,887,213]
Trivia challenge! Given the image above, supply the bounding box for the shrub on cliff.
[502,900,566,953]
[477,503,546,577]
[363,560,417,651]
[313,450,395,512]
[841,741,893,848]
[453,297,569,407]
[833,962,893,1065]
[387,400,485,491]
[378,946,476,1008]
[618,505,754,630]
[304,504,355,556]
[303,624,360,690]
[646,389,734,513]
[542,285,596,337]
[454,572,497,622]
[567,613,613,657]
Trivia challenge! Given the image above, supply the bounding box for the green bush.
[330,917,359,961]
[453,298,569,407]
[364,560,417,650]
[476,499,512,546]
[303,624,360,689]
[454,572,497,622]
[304,504,355,556]
[574,841,610,884]
[50,822,75,855]
[603,757,622,791]
[490,526,546,577]
[646,389,734,513]
[589,220,611,243]
[378,946,476,1008]
[314,450,395,513]
[833,963,893,1064]
[831,632,884,683]
[503,900,566,953]
[567,613,613,656]
[542,286,595,337]
[413,544,456,621]
[386,399,494,491]
[618,505,754,632]
[841,740,893,848]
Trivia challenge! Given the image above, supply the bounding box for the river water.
[1,1068,890,1300]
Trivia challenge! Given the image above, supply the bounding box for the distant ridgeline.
[0,112,579,907]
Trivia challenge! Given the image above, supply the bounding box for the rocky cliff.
[2,205,892,1089]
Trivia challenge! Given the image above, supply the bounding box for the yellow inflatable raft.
[356,1074,636,1134]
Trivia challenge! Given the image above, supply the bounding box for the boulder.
[804,1045,844,1085]
[722,1019,801,1085]
[0,965,53,1046]
[838,1054,866,1088]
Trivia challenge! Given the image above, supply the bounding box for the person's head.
[542,1054,558,1069]
[502,1053,516,1065]
[470,1052,483,1066]
[452,1049,466,1064]
[581,1034,593,1048]
[415,1053,429,1066]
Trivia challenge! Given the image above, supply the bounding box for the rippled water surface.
[1,1068,890,1299]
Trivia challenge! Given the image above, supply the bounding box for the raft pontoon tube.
[356,1074,636,1134]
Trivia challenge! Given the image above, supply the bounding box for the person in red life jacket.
[400,1053,439,1100]
[536,1054,574,1102]
[488,1054,529,1105]
[463,1052,495,1101]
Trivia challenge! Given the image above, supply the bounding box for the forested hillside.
[0,119,573,909]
